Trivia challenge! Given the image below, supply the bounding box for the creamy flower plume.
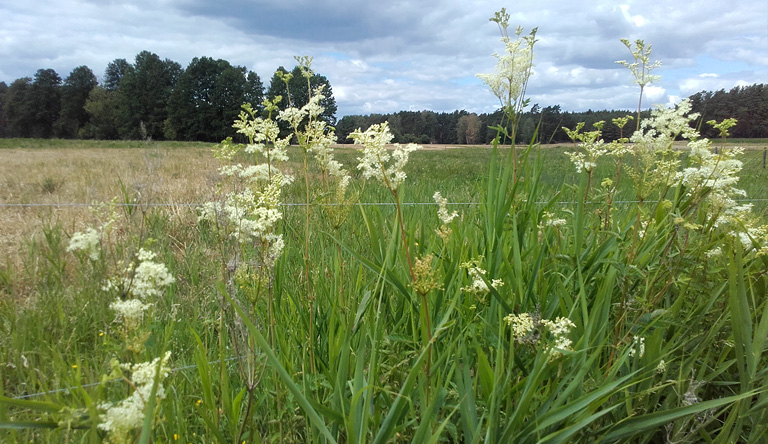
[67,227,101,261]
[350,122,421,191]
[98,352,172,443]
[460,259,504,296]
[477,13,537,112]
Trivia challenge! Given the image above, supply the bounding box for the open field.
[2,139,767,266]
[2,136,768,442]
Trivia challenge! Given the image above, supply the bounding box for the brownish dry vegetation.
[0,146,220,266]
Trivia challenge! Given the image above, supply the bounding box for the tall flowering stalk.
[349,121,429,386]
[199,95,293,440]
[477,8,537,181]
[349,122,421,282]
[616,39,662,131]
[276,55,348,372]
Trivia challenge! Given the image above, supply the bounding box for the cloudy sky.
[1,0,766,117]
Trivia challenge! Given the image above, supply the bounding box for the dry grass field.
[0,145,221,265]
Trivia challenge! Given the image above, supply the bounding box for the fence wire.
[12,355,246,400]
[2,199,768,209]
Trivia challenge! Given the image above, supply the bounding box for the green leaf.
[599,391,756,442]
[0,396,64,414]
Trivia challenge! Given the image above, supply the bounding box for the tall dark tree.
[29,69,62,138]
[55,66,98,138]
[117,51,181,139]
[245,71,265,109]
[166,57,264,141]
[0,81,7,137]
[4,77,33,137]
[104,58,133,92]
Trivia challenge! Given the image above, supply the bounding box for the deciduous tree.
[55,66,98,138]
[166,57,263,141]
[117,51,181,140]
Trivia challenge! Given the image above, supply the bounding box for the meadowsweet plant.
[201,97,291,280]
[477,8,537,120]
[66,200,121,263]
[617,38,662,129]
[351,121,421,194]
[477,8,537,180]
[564,120,609,201]
[98,352,172,444]
[433,190,459,240]
[200,94,294,433]
[102,247,174,352]
[460,258,504,301]
[623,100,699,203]
[505,311,576,358]
[349,121,422,281]
[67,227,101,261]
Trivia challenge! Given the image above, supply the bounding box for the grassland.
[2,139,766,267]
[2,137,768,443]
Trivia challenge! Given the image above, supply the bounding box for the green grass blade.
[224,291,338,444]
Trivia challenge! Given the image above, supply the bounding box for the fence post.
[763,149,766,169]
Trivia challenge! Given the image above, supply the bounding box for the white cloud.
[620,4,647,27]
[0,0,765,116]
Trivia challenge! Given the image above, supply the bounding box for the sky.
[1,0,766,118]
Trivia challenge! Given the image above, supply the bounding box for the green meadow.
[1,135,768,443]
[2,10,768,442]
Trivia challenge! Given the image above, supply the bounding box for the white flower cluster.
[678,140,750,224]
[541,317,576,356]
[476,14,536,110]
[460,260,504,295]
[98,352,172,443]
[565,122,608,174]
[124,249,176,300]
[434,191,460,240]
[567,151,598,174]
[541,211,567,228]
[199,173,287,258]
[628,335,645,358]
[109,299,152,331]
[67,227,101,261]
[657,114,768,251]
[631,100,699,151]
[104,248,175,330]
[349,122,421,191]
[217,163,288,185]
[504,312,577,358]
[504,312,535,339]
[231,104,290,163]
[433,191,459,225]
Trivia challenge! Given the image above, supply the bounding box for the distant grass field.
[2,138,767,267]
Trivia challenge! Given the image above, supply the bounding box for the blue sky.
[1,0,765,117]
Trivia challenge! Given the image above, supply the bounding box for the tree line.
[0,51,336,142]
[336,83,767,145]
[0,54,763,144]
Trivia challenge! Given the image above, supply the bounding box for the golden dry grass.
[0,146,220,266]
